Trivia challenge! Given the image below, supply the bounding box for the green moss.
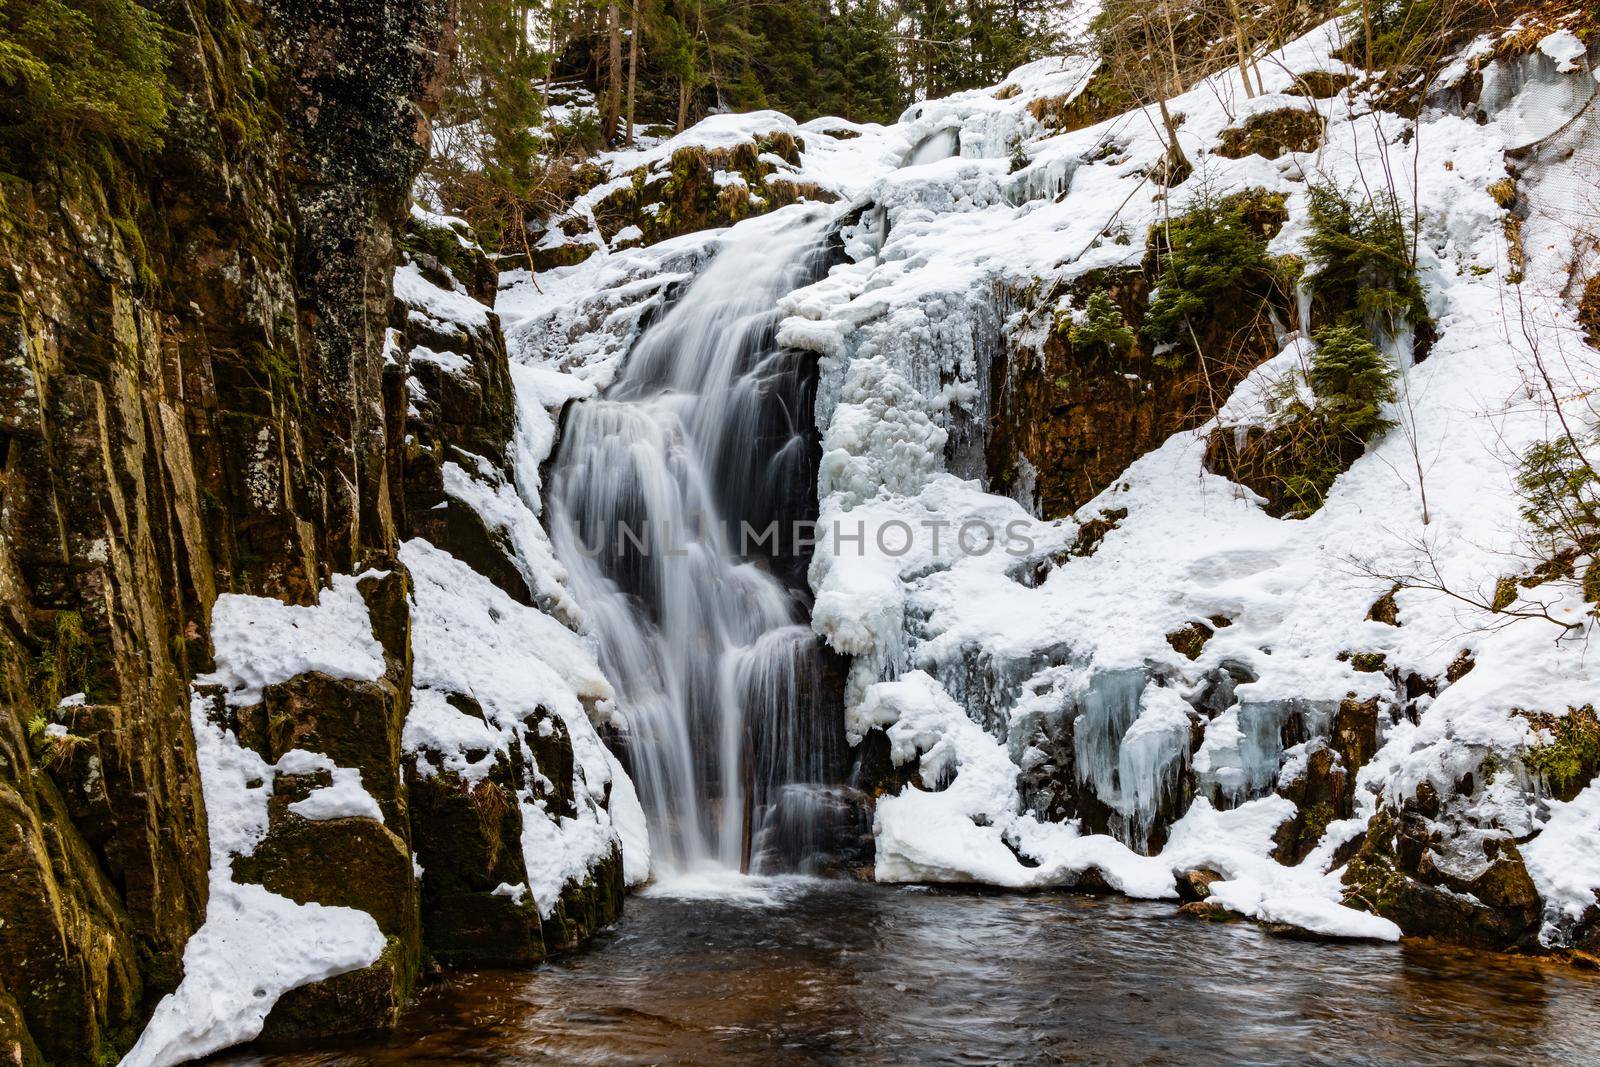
[1349,651,1387,673]
[31,609,92,709]
[1300,801,1335,843]
[1519,705,1600,801]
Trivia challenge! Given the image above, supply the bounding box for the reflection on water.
[211,881,1600,1066]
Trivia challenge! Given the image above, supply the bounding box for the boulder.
[1175,867,1224,903]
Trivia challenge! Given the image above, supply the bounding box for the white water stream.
[548,214,838,876]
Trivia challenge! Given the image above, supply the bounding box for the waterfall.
[547,212,843,877]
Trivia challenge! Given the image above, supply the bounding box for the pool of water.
[211,878,1600,1066]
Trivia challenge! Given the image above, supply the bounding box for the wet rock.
[1175,868,1224,902]
[405,749,547,967]
[542,846,628,953]
[1341,790,1542,950]
[0,776,144,1062]
[260,936,412,1043]
[1067,866,1120,896]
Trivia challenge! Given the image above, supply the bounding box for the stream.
[212,878,1600,1065]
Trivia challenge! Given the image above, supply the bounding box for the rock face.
[988,254,1287,520]
[1341,781,1543,950]
[0,0,632,1057]
[387,216,628,967]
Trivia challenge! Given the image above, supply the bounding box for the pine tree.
[1307,323,1397,443]
[0,0,172,155]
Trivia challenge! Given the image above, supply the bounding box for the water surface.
[212,879,1600,1065]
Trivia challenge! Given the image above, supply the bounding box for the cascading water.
[547,211,845,877]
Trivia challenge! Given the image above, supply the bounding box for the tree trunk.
[1156,96,1191,181]
[603,0,623,144]
[625,0,642,144]
[677,77,690,131]
[1223,0,1255,99]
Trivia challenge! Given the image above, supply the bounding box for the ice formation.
[488,12,1600,941]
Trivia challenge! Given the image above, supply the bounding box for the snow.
[1524,777,1600,940]
[403,537,651,906]
[286,761,387,824]
[202,573,386,706]
[122,687,387,1067]
[121,881,385,1067]
[1537,29,1588,74]
[524,13,1600,940]
[394,261,489,332]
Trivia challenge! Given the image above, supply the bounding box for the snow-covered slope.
[502,9,1600,948]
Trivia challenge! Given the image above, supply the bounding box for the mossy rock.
[1340,793,1541,949]
[0,980,41,1067]
[1580,274,1600,346]
[402,214,497,305]
[1365,584,1400,625]
[422,890,546,967]
[1518,705,1600,802]
[1072,506,1127,556]
[260,672,410,829]
[0,780,145,1063]
[1272,743,1346,864]
[1341,651,1386,673]
[1027,72,1132,134]
[259,935,413,1043]
[1216,107,1324,160]
[406,751,547,966]
[233,813,419,945]
[1166,620,1214,661]
[1288,70,1357,98]
[540,844,626,953]
[1175,867,1224,902]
